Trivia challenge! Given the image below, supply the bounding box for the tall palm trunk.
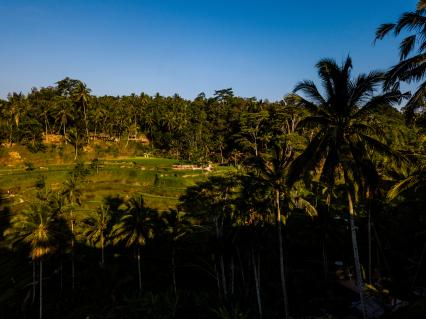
[32,261,36,304]
[71,218,75,290]
[63,122,67,144]
[347,191,367,319]
[60,262,63,291]
[368,210,372,284]
[412,242,426,288]
[83,103,89,142]
[137,247,142,293]
[101,237,105,266]
[171,243,177,298]
[322,235,328,280]
[252,249,263,318]
[74,144,78,160]
[276,190,289,318]
[39,260,43,319]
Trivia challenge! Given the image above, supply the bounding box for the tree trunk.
[220,255,227,297]
[236,247,246,290]
[412,241,426,288]
[39,260,43,319]
[74,144,78,160]
[64,123,67,145]
[276,189,289,318]
[32,261,36,304]
[347,191,367,319]
[83,103,89,142]
[252,249,263,319]
[71,218,75,290]
[137,247,142,293]
[101,235,105,266]
[172,244,177,298]
[368,211,372,284]
[60,262,63,291]
[214,258,221,298]
[322,236,328,280]
[230,255,235,295]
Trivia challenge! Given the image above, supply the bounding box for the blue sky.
[0,0,418,100]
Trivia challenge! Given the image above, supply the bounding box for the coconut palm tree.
[289,56,403,319]
[163,209,192,297]
[250,139,317,318]
[72,81,91,141]
[83,205,111,265]
[4,202,58,319]
[53,97,74,142]
[61,173,83,289]
[375,0,426,123]
[111,194,158,293]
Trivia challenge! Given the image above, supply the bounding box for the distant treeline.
[0,79,421,162]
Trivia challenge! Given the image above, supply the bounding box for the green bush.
[24,162,35,171]
[35,175,46,189]
[27,141,47,153]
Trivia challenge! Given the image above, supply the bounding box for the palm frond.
[402,81,426,123]
[287,131,328,187]
[290,94,319,113]
[293,196,318,219]
[352,90,404,119]
[293,80,326,105]
[349,123,386,140]
[395,12,426,35]
[400,35,417,60]
[358,133,406,164]
[417,0,426,11]
[388,169,426,199]
[384,53,426,89]
[375,23,396,41]
[297,115,331,129]
[348,70,384,107]
[316,58,341,99]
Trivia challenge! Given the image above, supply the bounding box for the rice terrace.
[0,1,426,319]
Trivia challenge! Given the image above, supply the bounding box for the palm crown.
[5,202,57,260]
[288,56,402,192]
[375,0,426,122]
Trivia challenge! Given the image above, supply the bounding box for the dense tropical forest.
[1,2,426,319]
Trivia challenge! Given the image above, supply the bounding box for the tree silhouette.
[83,205,112,265]
[4,202,61,319]
[289,56,403,319]
[250,139,317,318]
[111,194,158,293]
[375,0,426,123]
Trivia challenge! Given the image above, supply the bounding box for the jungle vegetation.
[0,1,426,318]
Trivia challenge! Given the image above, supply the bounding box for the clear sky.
[0,0,418,101]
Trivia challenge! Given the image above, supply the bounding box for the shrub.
[24,162,35,171]
[27,141,47,153]
[35,175,46,189]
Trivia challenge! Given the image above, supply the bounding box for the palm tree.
[53,97,74,142]
[375,0,426,123]
[83,205,111,265]
[61,173,83,289]
[4,202,58,319]
[289,56,403,319]
[164,209,192,298]
[66,128,80,160]
[250,139,317,318]
[111,194,158,293]
[72,81,91,141]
